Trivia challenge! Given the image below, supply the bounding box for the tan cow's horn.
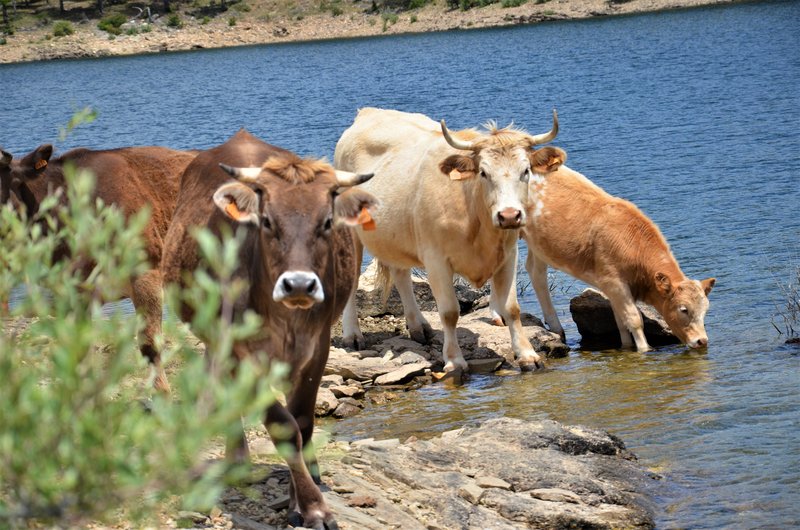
[0,150,12,168]
[440,120,475,151]
[219,163,262,182]
[528,110,559,146]
[335,171,374,187]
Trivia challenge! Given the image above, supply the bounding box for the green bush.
[381,11,398,31]
[52,20,74,37]
[167,13,183,28]
[125,26,139,35]
[501,0,526,7]
[201,15,211,24]
[0,165,283,527]
[228,16,236,26]
[0,37,6,45]
[97,14,127,35]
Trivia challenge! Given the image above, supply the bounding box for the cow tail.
[376,260,393,309]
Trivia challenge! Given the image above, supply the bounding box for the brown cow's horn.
[335,170,374,187]
[528,109,559,146]
[441,120,475,151]
[219,163,262,182]
[0,150,11,168]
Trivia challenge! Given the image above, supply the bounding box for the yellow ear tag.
[357,207,376,231]
[225,202,245,221]
[548,155,562,168]
[34,159,48,170]
[449,169,465,180]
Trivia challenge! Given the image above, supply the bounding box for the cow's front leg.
[527,251,565,341]
[488,284,506,326]
[604,283,651,352]
[266,403,336,530]
[492,247,544,371]
[425,261,467,372]
[130,269,170,393]
[391,267,434,344]
[341,239,365,350]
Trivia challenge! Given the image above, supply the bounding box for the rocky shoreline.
[0,0,745,64]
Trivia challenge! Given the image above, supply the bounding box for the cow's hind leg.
[341,239,365,350]
[131,269,170,393]
[266,403,336,530]
[392,267,434,344]
[527,252,565,341]
[492,246,544,371]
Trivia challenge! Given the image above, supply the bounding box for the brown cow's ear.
[654,272,673,296]
[439,154,477,180]
[213,182,260,225]
[0,149,12,168]
[529,147,566,174]
[335,188,380,230]
[32,144,53,172]
[701,277,716,296]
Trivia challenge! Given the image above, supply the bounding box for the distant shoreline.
[0,0,747,64]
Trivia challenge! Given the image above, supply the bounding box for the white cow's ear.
[334,188,379,230]
[213,182,260,225]
[529,147,566,174]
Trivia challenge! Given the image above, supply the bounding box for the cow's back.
[525,165,672,285]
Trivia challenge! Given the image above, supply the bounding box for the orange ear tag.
[225,202,244,221]
[34,159,48,170]
[548,155,562,169]
[449,169,465,180]
[357,207,376,231]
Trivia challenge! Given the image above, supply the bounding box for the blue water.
[2,1,799,527]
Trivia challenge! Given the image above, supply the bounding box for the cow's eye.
[262,216,272,231]
[521,169,530,183]
[479,169,487,179]
[323,217,333,232]
[679,306,689,315]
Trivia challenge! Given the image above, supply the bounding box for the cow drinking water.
[161,130,378,530]
[496,156,716,351]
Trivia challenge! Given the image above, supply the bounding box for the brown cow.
[0,144,196,391]
[494,158,716,351]
[161,130,377,530]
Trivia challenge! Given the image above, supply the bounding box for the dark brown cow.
[0,144,197,391]
[161,130,378,530]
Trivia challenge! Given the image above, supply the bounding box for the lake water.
[2,0,799,527]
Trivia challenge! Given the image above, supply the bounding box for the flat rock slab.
[318,417,658,529]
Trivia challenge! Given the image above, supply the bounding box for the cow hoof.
[288,510,338,530]
[408,322,435,345]
[490,315,506,327]
[518,356,545,372]
[287,511,304,527]
[343,335,366,351]
[443,359,469,373]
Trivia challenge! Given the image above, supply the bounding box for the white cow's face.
[476,146,532,229]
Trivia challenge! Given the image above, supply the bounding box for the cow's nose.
[273,271,325,305]
[497,208,523,229]
[690,336,708,348]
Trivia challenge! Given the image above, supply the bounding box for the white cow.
[335,108,565,371]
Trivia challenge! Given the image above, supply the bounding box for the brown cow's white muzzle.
[687,335,709,348]
[273,271,324,309]
[497,207,524,229]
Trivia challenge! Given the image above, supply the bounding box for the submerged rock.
[570,288,680,349]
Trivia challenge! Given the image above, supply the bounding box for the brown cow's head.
[0,144,54,214]
[438,111,563,229]
[214,154,378,310]
[655,273,716,348]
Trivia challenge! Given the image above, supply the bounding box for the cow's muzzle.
[497,207,524,229]
[273,271,324,309]
[687,336,709,348]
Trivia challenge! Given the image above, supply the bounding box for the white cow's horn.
[219,163,262,182]
[440,120,475,151]
[528,109,559,146]
[335,171,374,187]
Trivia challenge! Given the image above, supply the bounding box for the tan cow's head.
[655,273,716,348]
[438,111,565,229]
[214,155,378,310]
